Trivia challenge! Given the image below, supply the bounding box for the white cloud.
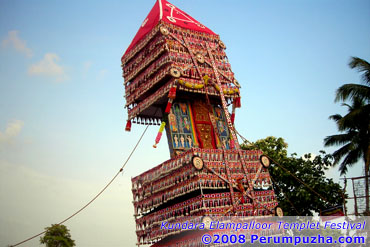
[0,120,24,149]
[28,53,67,82]
[83,61,92,73]
[97,69,108,80]
[2,30,33,57]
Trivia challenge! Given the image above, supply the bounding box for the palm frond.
[338,148,363,175]
[331,142,353,165]
[349,57,370,84]
[328,114,342,122]
[335,84,370,102]
[341,102,352,109]
[324,132,356,147]
[337,109,366,131]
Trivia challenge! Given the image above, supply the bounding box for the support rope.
[269,175,301,216]
[9,125,149,247]
[235,129,334,207]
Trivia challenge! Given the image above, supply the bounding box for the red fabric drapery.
[122,0,215,58]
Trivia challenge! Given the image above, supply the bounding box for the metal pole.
[352,178,358,216]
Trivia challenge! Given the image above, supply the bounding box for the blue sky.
[1,0,369,246]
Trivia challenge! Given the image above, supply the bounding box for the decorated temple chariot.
[121,1,282,246]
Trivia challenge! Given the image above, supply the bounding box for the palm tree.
[324,56,370,214]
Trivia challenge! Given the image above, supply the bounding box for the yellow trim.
[178,79,205,90]
[203,75,210,85]
[214,84,239,95]
[178,77,239,95]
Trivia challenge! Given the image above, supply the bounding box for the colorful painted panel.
[213,105,231,149]
[192,100,216,149]
[168,101,197,151]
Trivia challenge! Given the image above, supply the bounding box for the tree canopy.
[242,136,344,216]
[40,224,75,247]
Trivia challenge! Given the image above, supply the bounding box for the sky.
[0,0,369,246]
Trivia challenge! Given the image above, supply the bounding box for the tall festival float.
[121,0,282,246]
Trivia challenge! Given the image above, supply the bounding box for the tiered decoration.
[131,149,279,245]
[121,1,281,246]
[121,0,240,135]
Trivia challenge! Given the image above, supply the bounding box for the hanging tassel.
[231,104,236,124]
[168,86,177,99]
[165,87,176,114]
[165,100,173,114]
[153,121,166,148]
[231,112,235,124]
[233,97,241,108]
[125,120,131,132]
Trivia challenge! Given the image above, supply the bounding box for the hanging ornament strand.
[177,34,238,210]
[153,121,166,148]
[204,42,261,215]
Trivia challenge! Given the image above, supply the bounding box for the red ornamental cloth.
[123,0,216,58]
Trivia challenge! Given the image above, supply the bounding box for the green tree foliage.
[325,56,370,214]
[40,224,75,247]
[242,136,344,216]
